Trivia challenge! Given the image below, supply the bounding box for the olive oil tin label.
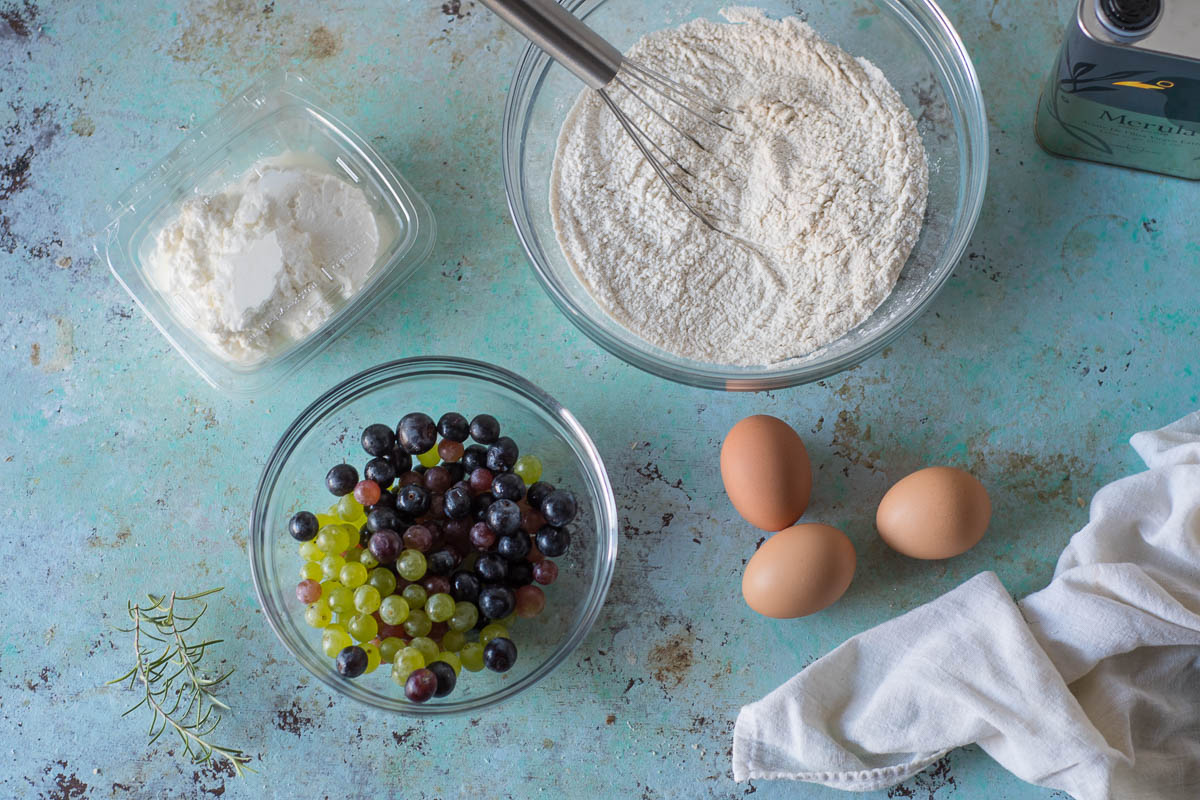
[1035,0,1200,179]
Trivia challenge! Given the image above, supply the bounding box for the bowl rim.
[499,0,989,391]
[249,356,619,714]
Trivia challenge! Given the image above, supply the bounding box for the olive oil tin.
[1035,0,1200,178]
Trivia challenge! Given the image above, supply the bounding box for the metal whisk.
[480,0,739,231]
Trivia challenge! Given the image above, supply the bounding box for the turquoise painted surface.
[1,0,1196,797]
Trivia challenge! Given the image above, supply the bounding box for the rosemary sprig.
[108,587,253,777]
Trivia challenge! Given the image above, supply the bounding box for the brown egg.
[875,466,991,559]
[742,524,856,618]
[720,415,812,531]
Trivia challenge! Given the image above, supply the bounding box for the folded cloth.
[732,412,1200,798]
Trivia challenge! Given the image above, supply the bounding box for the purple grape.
[288,511,318,541]
[405,668,438,702]
[368,530,402,564]
[336,645,368,678]
[483,637,517,672]
[541,490,577,527]
[396,413,437,455]
[403,524,433,553]
[428,661,457,697]
[485,499,522,536]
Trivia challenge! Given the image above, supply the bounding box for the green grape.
[345,523,364,551]
[396,549,427,582]
[321,554,346,581]
[336,493,363,521]
[368,568,397,597]
[354,585,381,614]
[347,613,378,642]
[305,599,332,628]
[316,512,339,529]
[299,541,325,562]
[358,549,380,570]
[436,651,462,675]
[403,608,432,638]
[315,527,340,554]
[328,586,356,614]
[330,611,352,628]
[394,646,426,677]
[342,547,361,564]
[321,625,352,657]
[480,623,508,644]
[379,636,406,665]
[497,613,517,628]
[416,444,440,468]
[361,641,382,674]
[319,579,343,597]
[379,595,410,625]
[409,636,440,664]
[460,642,485,672]
[401,583,427,609]
[447,601,479,632]
[339,561,369,589]
[425,593,455,623]
[513,454,543,486]
[440,630,466,653]
[299,561,323,581]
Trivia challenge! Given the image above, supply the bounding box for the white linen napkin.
[732,412,1200,799]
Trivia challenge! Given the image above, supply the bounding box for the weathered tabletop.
[2,0,1195,797]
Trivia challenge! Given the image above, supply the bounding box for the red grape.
[438,440,464,463]
[424,466,452,494]
[469,522,495,551]
[405,668,438,702]
[378,622,407,639]
[296,579,321,603]
[468,468,494,494]
[422,575,451,596]
[353,479,381,506]
[521,507,545,534]
[428,494,446,519]
[403,525,433,552]
[515,585,545,618]
[532,559,558,585]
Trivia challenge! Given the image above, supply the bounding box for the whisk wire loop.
[622,60,740,122]
[613,76,708,164]
[598,88,725,233]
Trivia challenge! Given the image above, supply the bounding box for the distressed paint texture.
[0,0,1196,798]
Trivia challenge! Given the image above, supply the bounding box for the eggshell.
[720,415,812,531]
[875,466,991,559]
[742,523,856,618]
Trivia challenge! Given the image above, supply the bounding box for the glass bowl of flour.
[500,0,987,390]
[99,71,436,396]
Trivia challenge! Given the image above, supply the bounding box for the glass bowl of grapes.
[250,357,618,714]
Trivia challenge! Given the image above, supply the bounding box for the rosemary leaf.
[110,587,253,778]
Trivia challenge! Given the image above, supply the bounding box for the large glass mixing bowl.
[501,0,987,390]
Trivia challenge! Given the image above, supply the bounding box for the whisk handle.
[479,0,623,90]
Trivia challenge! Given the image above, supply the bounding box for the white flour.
[549,7,929,365]
[147,153,381,364]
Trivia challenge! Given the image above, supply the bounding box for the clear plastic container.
[97,70,436,396]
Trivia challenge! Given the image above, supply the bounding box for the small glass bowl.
[98,71,436,396]
[501,0,988,390]
[249,358,618,714]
